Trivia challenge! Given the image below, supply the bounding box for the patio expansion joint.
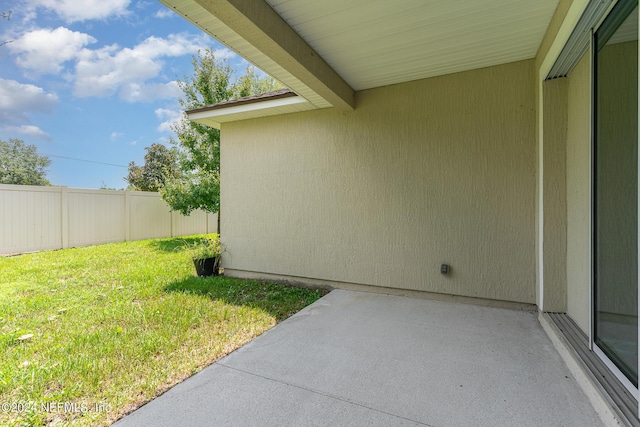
[216,362,435,427]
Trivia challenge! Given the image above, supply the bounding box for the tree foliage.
[125,143,180,192]
[233,65,283,99]
[1,10,12,48]
[0,138,51,185]
[161,48,283,232]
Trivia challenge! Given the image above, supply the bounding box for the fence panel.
[173,209,211,237]
[68,189,127,247]
[0,185,62,254]
[0,184,216,255]
[129,192,172,241]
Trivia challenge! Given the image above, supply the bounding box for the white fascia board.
[187,95,313,129]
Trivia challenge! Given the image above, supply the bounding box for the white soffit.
[161,0,559,97]
[187,95,313,129]
[265,0,561,91]
[159,0,334,109]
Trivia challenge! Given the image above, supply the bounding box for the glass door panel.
[594,1,639,387]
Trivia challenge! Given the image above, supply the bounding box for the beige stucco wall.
[566,51,591,333]
[221,59,537,304]
[541,76,568,312]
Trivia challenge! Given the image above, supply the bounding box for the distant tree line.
[0,138,51,186]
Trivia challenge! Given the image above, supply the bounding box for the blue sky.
[0,0,249,189]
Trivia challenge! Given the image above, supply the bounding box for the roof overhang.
[161,0,561,125]
[187,89,313,129]
[159,0,355,111]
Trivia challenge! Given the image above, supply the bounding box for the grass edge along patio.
[0,236,325,426]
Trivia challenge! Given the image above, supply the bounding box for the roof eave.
[187,93,315,129]
[159,0,355,111]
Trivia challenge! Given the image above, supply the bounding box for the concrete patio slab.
[114,290,604,426]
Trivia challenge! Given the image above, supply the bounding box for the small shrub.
[185,234,222,260]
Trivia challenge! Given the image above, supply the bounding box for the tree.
[1,10,13,48]
[125,143,180,191]
[161,48,283,233]
[0,138,51,185]
[99,182,121,191]
[233,65,283,98]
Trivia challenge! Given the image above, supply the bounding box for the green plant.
[186,234,222,259]
[160,48,283,234]
[0,138,51,185]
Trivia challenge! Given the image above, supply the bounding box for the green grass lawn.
[0,236,326,426]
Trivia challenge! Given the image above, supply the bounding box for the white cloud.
[120,81,181,102]
[155,107,182,133]
[212,48,236,61]
[2,125,51,140]
[0,79,56,140]
[155,8,174,19]
[10,27,96,74]
[0,78,59,124]
[110,131,124,141]
[137,34,210,58]
[25,0,131,23]
[74,33,209,101]
[6,25,215,104]
[136,1,153,9]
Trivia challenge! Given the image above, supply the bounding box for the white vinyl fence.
[0,184,218,255]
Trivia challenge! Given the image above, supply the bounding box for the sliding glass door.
[593,0,639,388]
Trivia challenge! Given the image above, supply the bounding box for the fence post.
[125,191,131,241]
[60,186,69,249]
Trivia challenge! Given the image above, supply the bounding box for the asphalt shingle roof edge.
[186,88,296,114]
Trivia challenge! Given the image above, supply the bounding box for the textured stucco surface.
[221,59,537,304]
[566,51,591,333]
[541,77,568,312]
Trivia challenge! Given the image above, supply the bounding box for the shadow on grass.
[164,275,328,322]
[149,236,207,253]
